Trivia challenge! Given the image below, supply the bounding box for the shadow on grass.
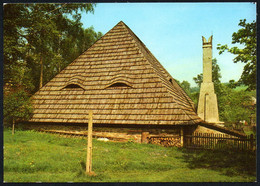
[74,160,109,182]
[177,147,256,178]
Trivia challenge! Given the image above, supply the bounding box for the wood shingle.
[29,21,203,126]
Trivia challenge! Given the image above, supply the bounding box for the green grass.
[4,129,256,182]
[234,85,248,91]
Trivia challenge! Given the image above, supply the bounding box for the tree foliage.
[227,79,239,89]
[3,3,102,124]
[217,85,255,124]
[180,80,191,96]
[217,19,256,90]
[192,58,255,125]
[4,3,102,92]
[3,89,33,124]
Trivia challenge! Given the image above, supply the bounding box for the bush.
[217,85,255,124]
[3,89,33,126]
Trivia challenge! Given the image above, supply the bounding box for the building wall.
[21,123,181,143]
[21,123,239,146]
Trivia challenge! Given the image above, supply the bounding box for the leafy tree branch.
[217,19,256,90]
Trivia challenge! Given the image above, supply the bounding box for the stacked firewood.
[148,136,181,147]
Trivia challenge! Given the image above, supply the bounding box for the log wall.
[21,123,181,143]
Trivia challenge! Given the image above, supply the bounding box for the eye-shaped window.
[61,75,85,90]
[65,84,83,89]
[105,77,133,89]
[62,83,84,90]
[107,82,131,89]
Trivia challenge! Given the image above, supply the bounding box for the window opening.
[63,84,84,90]
[107,82,131,89]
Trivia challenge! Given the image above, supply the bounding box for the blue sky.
[80,3,256,87]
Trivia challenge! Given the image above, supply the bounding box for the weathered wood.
[86,110,93,175]
[29,21,202,128]
[184,133,255,151]
[141,131,149,144]
[148,136,181,147]
[180,127,184,147]
[250,134,254,151]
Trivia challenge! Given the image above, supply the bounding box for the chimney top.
[202,35,213,48]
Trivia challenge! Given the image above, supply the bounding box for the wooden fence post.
[86,110,94,175]
[141,131,149,144]
[12,118,15,136]
[180,127,184,147]
[250,134,254,151]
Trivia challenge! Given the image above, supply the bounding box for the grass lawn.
[234,85,248,91]
[3,129,256,182]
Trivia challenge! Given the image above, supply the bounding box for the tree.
[42,26,102,86]
[191,55,256,125]
[3,3,102,126]
[3,89,33,133]
[217,19,256,91]
[180,80,191,96]
[193,74,203,88]
[217,85,255,124]
[4,3,101,93]
[227,79,239,89]
[3,4,35,92]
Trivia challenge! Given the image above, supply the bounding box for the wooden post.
[141,131,149,144]
[180,127,184,147]
[86,110,94,175]
[12,118,15,136]
[250,134,254,151]
[39,55,43,89]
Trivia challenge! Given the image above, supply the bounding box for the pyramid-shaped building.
[27,21,209,142]
[30,21,202,125]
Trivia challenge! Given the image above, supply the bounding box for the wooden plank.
[213,133,215,149]
[210,133,213,149]
[215,133,217,149]
[180,128,184,147]
[220,133,222,149]
[216,133,218,149]
[196,133,198,147]
[202,133,204,147]
[206,133,209,149]
[210,133,212,149]
[196,133,199,147]
[86,110,94,175]
[194,133,197,146]
[217,133,219,149]
[204,133,207,148]
[141,131,149,144]
[207,133,209,149]
[199,133,202,147]
[250,134,254,151]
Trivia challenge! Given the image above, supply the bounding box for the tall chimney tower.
[197,36,220,123]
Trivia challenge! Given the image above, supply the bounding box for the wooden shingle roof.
[30,21,203,125]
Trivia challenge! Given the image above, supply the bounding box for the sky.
[80,3,256,87]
